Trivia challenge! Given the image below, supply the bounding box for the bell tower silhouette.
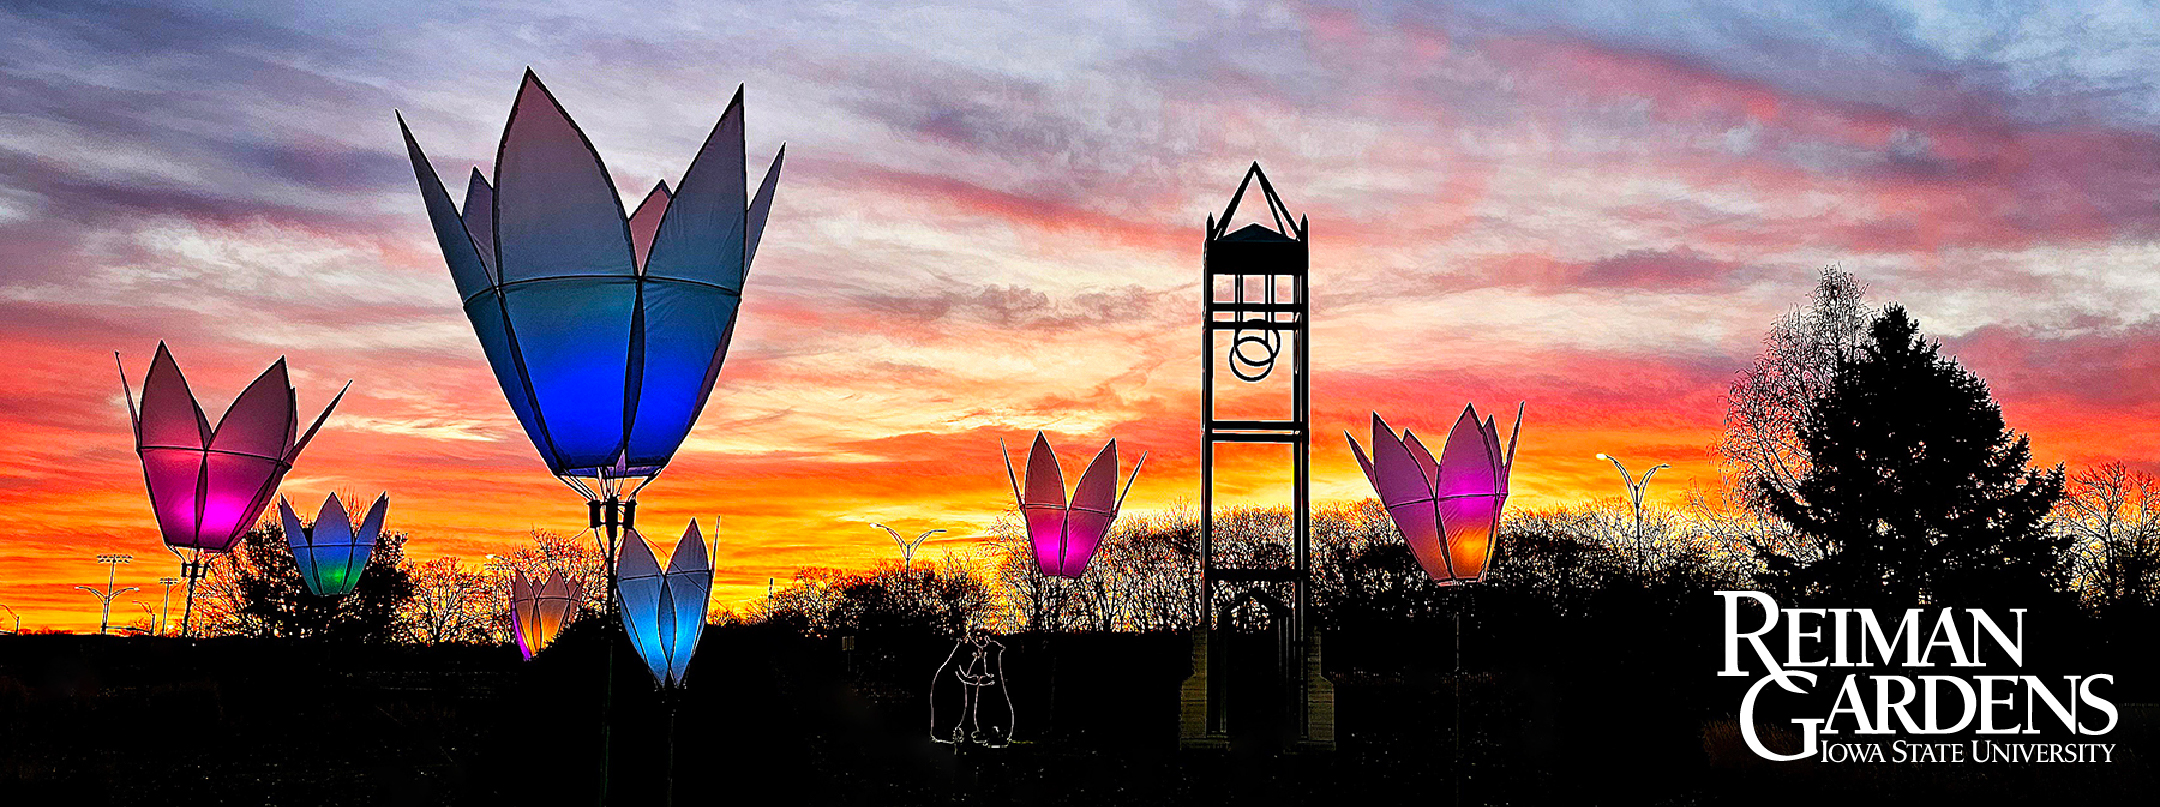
[1179,163,1334,751]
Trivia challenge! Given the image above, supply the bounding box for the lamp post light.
[1595,454,1669,549]
[0,603,19,634]
[872,524,947,573]
[157,577,180,636]
[78,554,139,636]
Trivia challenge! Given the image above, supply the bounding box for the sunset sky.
[4,1,2159,632]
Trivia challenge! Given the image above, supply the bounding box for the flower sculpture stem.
[587,497,636,616]
[1345,403,1524,806]
[664,693,681,807]
[599,628,615,806]
[171,547,207,638]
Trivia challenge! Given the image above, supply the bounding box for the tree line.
[181,266,2160,642]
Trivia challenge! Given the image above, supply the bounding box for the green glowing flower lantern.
[277,493,388,597]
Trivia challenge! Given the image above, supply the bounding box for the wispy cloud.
[2,0,2156,629]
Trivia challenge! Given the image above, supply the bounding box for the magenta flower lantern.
[121,343,347,554]
[1346,404,1523,585]
[999,433,1146,578]
[509,568,584,660]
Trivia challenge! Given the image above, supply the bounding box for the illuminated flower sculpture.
[119,343,347,635]
[398,71,784,495]
[616,521,714,688]
[122,343,347,553]
[509,569,583,660]
[1346,404,1523,585]
[277,493,388,597]
[1000,433,1147,578]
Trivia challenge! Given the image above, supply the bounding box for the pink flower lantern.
[121,343,346,553]
[1000,433,1146,578]
[1346,404,1522,585]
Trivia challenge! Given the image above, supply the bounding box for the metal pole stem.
[596,495,619,807]
[178,553,202,638]
[664,697,679,807]
[103,564,116,634]
[1454,609,1463,807]
[1634,483,1643,548]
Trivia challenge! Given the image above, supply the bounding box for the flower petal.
[1364,412,1449,580]
[317,492,355,545]
[1500,403,1524,496]
[614,528,669,682]
[1435,405,1502,583]
[285,381,348,465]
[498,276,637,474]
[509,571,536,659]
[493,70,636,283]
[198,452,280,552]
[1433,404,1498,503]
[623,264,738,473]
[643,86,746,287]
[399,115,494,301]
[1346,430,1378,492]
[1365,414,1434,509]
[279,497,305,550]
[462,168,498,280]
[663,520,712,686]
[1401,428,1442,491]
[745,145,784,273]
[137,343,210,450]
[1021,433,1068,574]
[1023,433,1067,509]
[207,359,296,460]
[357,494,389,544]
[628,181,672,270]
[1061,440,1120,576]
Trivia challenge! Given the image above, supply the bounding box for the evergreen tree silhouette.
[1761,305,2067,608]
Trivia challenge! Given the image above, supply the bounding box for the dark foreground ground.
[1,621,2153,806]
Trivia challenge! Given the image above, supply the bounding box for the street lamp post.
[873,524,947,573]
[78,554,138,636]
[1595,454,1670,549]
[157,577,180,636]
[0,603,19,634]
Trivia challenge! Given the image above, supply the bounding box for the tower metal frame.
[1183,163,1332,750]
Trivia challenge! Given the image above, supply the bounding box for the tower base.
[1178,626,1334,751]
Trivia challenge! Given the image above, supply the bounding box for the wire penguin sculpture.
[930,629,1015,748]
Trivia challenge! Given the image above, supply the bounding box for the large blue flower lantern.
[399,70,782,597]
